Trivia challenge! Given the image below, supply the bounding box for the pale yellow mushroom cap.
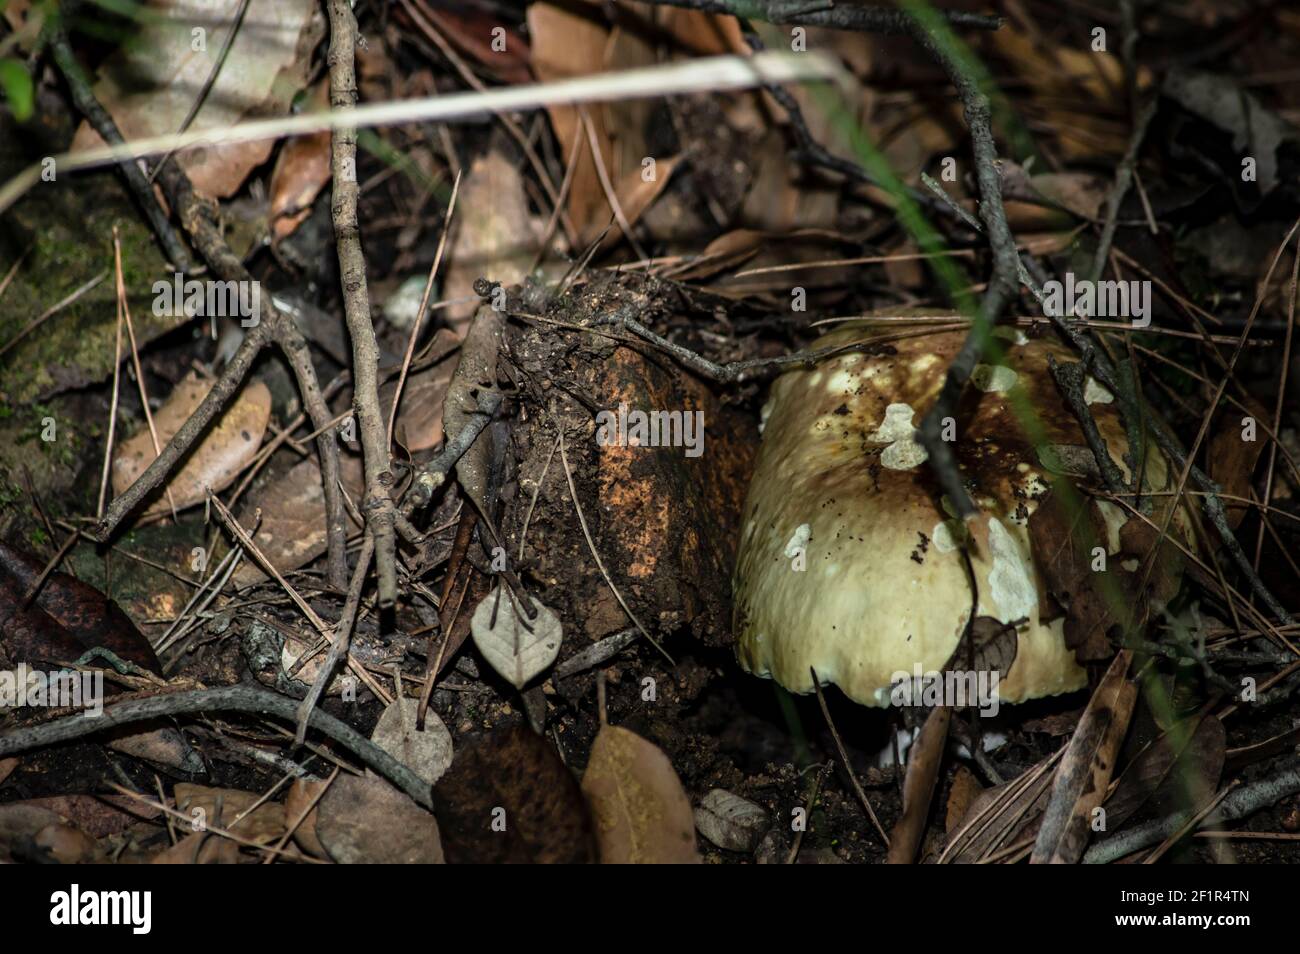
[733,318,1189,707]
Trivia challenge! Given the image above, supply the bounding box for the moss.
[0,172,185,403]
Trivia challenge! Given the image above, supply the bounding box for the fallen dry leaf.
[581,723,700,864]
[442,147,544,330]
[70,0,323,198]
[368,697,453,787]
[112,372,271,518]
[0,539,163,675]
[432,724,595,863]
[316,774,444,864]
[173,784,286,846]
[471,588,563,689]
[232,452,364,586]
[1031,652,1138,864]
[694,788,768,853]
[285,777,330,860]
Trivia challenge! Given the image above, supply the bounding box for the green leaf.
[0,58,34,122]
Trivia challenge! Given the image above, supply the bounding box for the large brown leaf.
[432,723,595,863]
[580,723,700,863]
[112,372,271,518]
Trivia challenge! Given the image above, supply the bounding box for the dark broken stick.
[0,685,434,811]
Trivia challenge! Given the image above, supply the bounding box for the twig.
[387,170,461,452]
[646,0,1001,32]
[1087,97,1157,284]
[44,13,191,270]
[402,389,505,514]
[0,685,432,808]
[326,0,398,609]
[811,668,889,846]
[295,534,375,747]
[1084,760,1300,863]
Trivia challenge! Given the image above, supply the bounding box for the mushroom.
[733,317,1192,707]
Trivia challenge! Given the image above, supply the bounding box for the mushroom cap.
[733,318,1190,707]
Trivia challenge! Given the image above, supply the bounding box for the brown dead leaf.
[945,765,984,834]
[70,0,323,198]
[231,453,364,587]
[316,774,444,864]
[0,539,163,675]
[1031,651,1138,864]
[1028,486,1125,661]
[581,723,700,864]
[432,723,595,863]
[112,372,271,518]
[269,108,332,241]
[443,147,544,330]
[285,777,329,860]
[1209,398,1269,529]
[379,355,457,452]
[172,784,286,846]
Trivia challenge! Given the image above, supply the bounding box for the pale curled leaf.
[367,697,453,787]
[470,587,562,689]
[581,724,700,864]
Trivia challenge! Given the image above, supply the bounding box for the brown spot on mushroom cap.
[732,317,1193,707]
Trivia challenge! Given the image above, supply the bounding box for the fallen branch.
[326,0,399,609]
[0,685,434,811]
[1083,757,1300,864]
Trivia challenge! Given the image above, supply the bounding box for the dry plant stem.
[0,686,434,810]
[278,335,349,590]
[296,534,376,746]
[904,17,1023,522]
[1048,356,1128,494]
[327,0,398,608]
[388,171,462,452]
[45,20,190,271]
[1083,759,1300,864]
[1087,97,1158,284]
[649,0,1000,32]
[810,669,889,846]
[402,390,504,514]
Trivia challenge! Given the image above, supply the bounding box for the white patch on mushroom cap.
[882,440,929,470]
[1084,376,1114,405]
[870,403,930,470]
[932,521,959,552]
[986,517,1038,623]
[971,364,1019,392]
[784,523,811,558]
[869,403,916,442]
